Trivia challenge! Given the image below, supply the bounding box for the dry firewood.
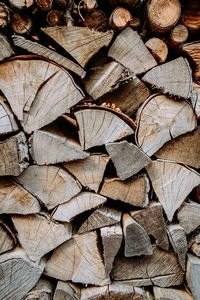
[75,107,135,150]
[186,254,200,300]
[130,202,169,250]
[9,0,34,9]
[191,243,200,257]
[181,0,200,32]
[109,7,132,30]
[64,154,109,192]
[0,247,45,300]
[0,221,15,254]
[142,57,192,99]
[0,56,84,132]
[78,206,121,234]
[146,160,200,221]
[36,0,53,11]
[100,224,123,277]
[153,286,194,300]
[122,213,153,257]
[128,17,141,30]
[170,24,188,46]
[0,177,41,214]
[155,126,200,168]
[12,213,72,261]
[0,3,10,28]
[52,192,107,222]
[166,224,188,271]
[46,10,64,26]
[108,27,157,75]
[135,94,197,156]
[109,282,134,300]
[133,287,154,300]
[41,26,113,67]
[100,174,150,208]
[145,37,168,63]
[182,42,200,82]
[191,82,200,119]
[0,96,18,135]
[81,286,109,299]
[105,141,151,180]
[0,33,15,61]
[83,0,98,11]
[147,0,181,33]
[45,231,108,286]
[23,278,54,300]
[16,165,81,209]
[85,10,108,32]
[177,200,200,235]
[11,13,33,35]
[53,281,81,300]
[12,35,85,77]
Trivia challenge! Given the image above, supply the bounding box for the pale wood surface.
[186,253,200,300]
[0,33,15,61]
[145,37,168,63]
[109,7,132,30]
[109,282,134,300]
[170,24,188,45]
[0,97,19,135]
[0,222,15,254]
[16,165,81,209]
[81,286,109,300]
[191,82,200,118]
[177,200,200,234]
[146,160,200,221]
[53,281,81,300]
[9,0,34,9]
[182,41,200,81]
[153,286,194,300]
[23,278,54,300]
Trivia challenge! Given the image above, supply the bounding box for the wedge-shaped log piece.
[52,192,107,222]
[153,286,194,300]
[81,286,109,300]
[146,160,200,221]
[100,224,123,277]
[166,224,188,270]
[41,26,113,67]
[16,165,81,209]
[182,41,200,82]
[108,27,157,74]
[0,56,84,132]
[0,96,18,135]
[109,282,134,300]
[53,281,81,300]
[78,206,121,234]
[45,231,108,286]
[0,221,15,254]
[106,141,151,180]
[142,57,192,99]
[191,82,200,119]
[64,154,109,192]
[112,245,184,287]
[100,174,150,207]
[75,107,135,150]
[177,200,200,234]
[0,131,29,176]
[12,35,85,77]
[122,213,153,257]
[0,247,45,300]
[145,37,168,63]
[0,33,15,61]
[155,126,200,168]
[136,94,197,156]
[186,254,200,300]
[23,278,54,300]
[191,243,200,257]
[12,213,72,261]
[131,202,169,250]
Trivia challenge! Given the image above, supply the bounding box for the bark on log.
[84,10,108,32]
[11,13,33,35]
[177,200,200,234]
[145,37,168,63]
[182,42,200,82]
[181,0,200,32]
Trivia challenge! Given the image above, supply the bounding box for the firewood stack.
[0,0,200,299]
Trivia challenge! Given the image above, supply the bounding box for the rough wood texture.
[170,24,188,46]
[186,254,200,300]
[52,192,107,222]
[46,9,64,26]
[109,282,134,300]
[84,9,108,32]
[105,141,151,180]
[136,94,197,156]
[81,286,109,300]
[142,57,192,99]
[131,202,169,250]
[16,165,81,209]
[0,247,45,300]
[0,97,19,135]
[9,0,34,9]
[153,286,194,300]
[83,0,98,11]
[41,26,113,67]
[75,108,135,150]
[101,224,123,277]
[181,0,200,32]
[109,7,132,30]
[191,82,200,119]
[36,0,53,11]
[177,200,200,234]
[64,154,109,192]
[11,13,33,35]
[146,160,200,221]
[133,287,154,300]
[0,131,29,176]
[108,27,157,75]
[23,278,54,300]
[45,231,108,286]
[78,206,121,234]
[191,243,200,257]
[145,37,168,63]
[182,42,200,82]
[0,221,15,254]
[0,33,15,61]
[0,3,10,28]
[53,281,81,300]
[100,174,150,208]
[122,213,153,257]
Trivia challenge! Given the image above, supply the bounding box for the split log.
[78,206,121,234]
[147,0,181,33]
[23,278,54,300]
[100,224,123,277]
[0,247,45,300]
[135,94,197,156]
[146,160,200,221]
[9,0,34,9]
[109,7,132,30]
[128,17,141,30]
[177,200,200,234]
[0,96,19,135]
[0,220,15,254]
[186,254,200,300]
[41,26,113,67]
[64,154,109,192]
[145,38,168,63]
[122,213,153,257]
[0,132,29,176]
[191,243,200,257]
[170,24,188,46]
[85,10,108,32]
[16,165,81,209]
[53,281,81,300]
[182,42,200,82]
[133,287,154,300]
[0,33,15,61]
[130,202,169,250]
[142,57,192,99]
[191,82,200,119]
[166,224,188,270]
[12,35,85,77]
[153,286,194,300]
[109,282,134,300]
[11,13,33,35]
[75,107,135,150]
[36,0,53,11]
[81,286,109,300]
[45,231,109,286]
[112,245,184,287]
[108,27,157,75]
[0,3,10,28]
[52,192,107,222]
[181,0,200,32]
[100,174,150,208]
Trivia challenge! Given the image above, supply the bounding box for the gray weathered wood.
[153,286,194,300]
[0,33,15,61]
[81,286,109,300]
[177,200,200,234]
[109,282,134,300]
[191,82,200,119]
[23,278,54,300]
[53,281,81,300]
[0,221,15,254]
[186,253,200,300]
[0,97,19,136]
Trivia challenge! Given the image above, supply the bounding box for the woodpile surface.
[0,0,199,299]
